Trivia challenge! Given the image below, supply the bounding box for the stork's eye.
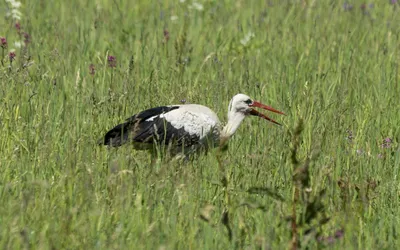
[244,99,253,105]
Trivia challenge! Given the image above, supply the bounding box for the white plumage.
[161,105,221,138]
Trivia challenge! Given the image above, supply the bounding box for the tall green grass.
[1,0,399,249]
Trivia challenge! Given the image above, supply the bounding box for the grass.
[0,0,400,249]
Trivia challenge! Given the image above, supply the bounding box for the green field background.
[1,0,400,249]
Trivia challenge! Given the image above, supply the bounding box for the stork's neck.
[221,111,246,139]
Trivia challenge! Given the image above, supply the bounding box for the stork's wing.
[133,112,201,148]
[100,105,219,148]
[99,106,180,147]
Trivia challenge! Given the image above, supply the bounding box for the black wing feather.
[100,106,185,147]
[133,116,200,147]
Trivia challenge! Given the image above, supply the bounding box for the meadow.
[1,0,400,249]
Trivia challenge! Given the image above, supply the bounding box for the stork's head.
[228,93,285,125]
[222,93,285,138]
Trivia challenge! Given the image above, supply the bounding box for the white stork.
[99,93,284,156]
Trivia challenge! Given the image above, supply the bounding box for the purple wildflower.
[360,3,370,15]
[163,29,170,43]
[89,64,96,76]
[0,37,7,49]
[391,0,397,4]
[334,229,344,239]
[23,32,30,46]
[381,137,392,148]
[317,229,344,245]
[325,236,335,244]
[9,52,16,61]
[346,130,354,142]
[107,55,116,68]
[15,22,21,34]
[343,2,353,11]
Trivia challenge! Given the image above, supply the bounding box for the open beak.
[249,101,285,125]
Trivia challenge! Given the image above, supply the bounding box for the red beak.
[249,101,285,125]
